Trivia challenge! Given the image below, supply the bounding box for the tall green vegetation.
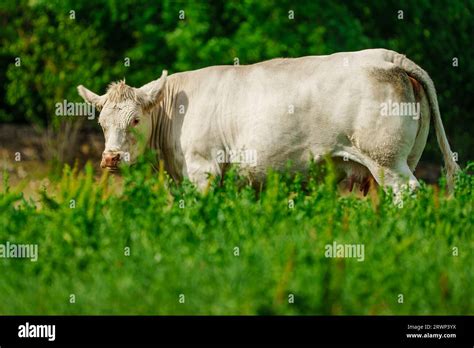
[0,158,472,314]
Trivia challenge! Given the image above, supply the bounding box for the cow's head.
[77,71,167,171]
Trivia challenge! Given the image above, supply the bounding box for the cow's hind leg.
[367,161,420,205]
[343,150,420,204]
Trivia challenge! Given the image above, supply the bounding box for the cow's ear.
[138,70,168,108]
[77,85,106,110]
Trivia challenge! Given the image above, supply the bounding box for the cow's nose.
[101,153,120,168]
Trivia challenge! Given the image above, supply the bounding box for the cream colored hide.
[78,49,460,197]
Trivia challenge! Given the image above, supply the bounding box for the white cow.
[78,48,460,195]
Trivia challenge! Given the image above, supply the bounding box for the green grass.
[1,157,473,315]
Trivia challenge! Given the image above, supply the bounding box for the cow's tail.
[388,50,461,194]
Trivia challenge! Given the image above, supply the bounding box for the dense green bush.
[1,1,109,125]
[0,157,472,314]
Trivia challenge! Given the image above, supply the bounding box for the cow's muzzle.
[101,152,121,170]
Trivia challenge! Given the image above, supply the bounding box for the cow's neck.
[148,78,183,181]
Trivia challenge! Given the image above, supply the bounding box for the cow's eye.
[132,119,140,127]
